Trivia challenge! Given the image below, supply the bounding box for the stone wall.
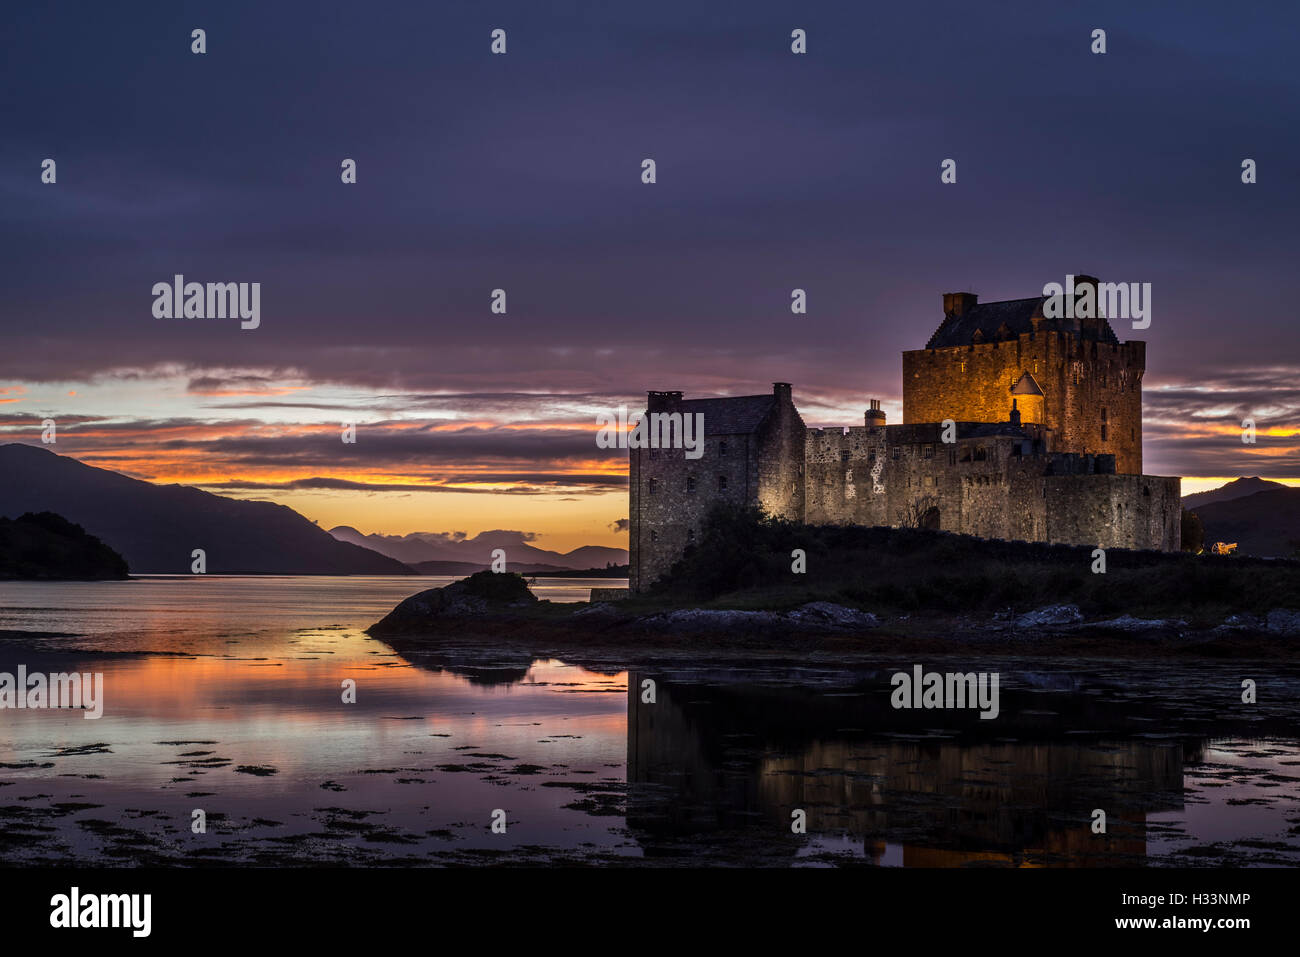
[806,423,1050,542]
[902,332,1145,474]
[629,387,805,592]
[805,423,1179,551]
[1043,474,1182,551]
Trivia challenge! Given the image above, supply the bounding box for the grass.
[640,505,1300,624]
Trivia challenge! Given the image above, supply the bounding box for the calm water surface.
[1,577,1297,866]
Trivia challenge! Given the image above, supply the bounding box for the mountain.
[329,526,628,570]
[1193,487,1300,557]
[0,511,130,580]
[411,560,562,575]
[0,444,414,575]
[1183,476,1288,510]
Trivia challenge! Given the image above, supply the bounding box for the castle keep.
[629,277,1181,592]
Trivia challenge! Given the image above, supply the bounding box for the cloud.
[187,374,310,397]
[1144,367,1300,477]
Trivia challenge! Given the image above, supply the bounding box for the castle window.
[1101,407,1107,422]
[686,476,696,493]
[648,478,658,495]
[892,447,901,460]
[868,449,876,462]
[688,527,695,541]
[840,450,850,463]
[924,445,934,459]
[650,530,657,542]
[718,475,727,491]
[719,441,728,456]
[974,446,987,462]
[1101,424,1108,441]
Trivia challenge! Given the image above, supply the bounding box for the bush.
[647,503,1300,617]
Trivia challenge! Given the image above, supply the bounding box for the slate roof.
[925,296,1120,348]
[1011,371,1044,395]
[678,395,775,435]
[965,423,1030,438]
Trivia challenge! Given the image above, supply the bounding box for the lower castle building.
[629,277,1181,592]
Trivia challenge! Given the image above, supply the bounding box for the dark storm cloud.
[3,0,1298,479]
[196,423,613,467]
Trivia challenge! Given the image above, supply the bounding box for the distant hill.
[0,444,414,575]
[0,511,130,580]
[1193,487,1300,557]
[1183,476,1288,510]
[407,560,500,576]
[407,560,627,576]
[410,560,568,575]
[330,525,628,570]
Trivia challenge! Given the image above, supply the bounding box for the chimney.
[646,390,683,413]
[943,292,978,317]
[865,398,886,428]
[1072,273,1100,319]
[773,382,792,404]
[1009,398,1021,428]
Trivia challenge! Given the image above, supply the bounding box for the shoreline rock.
[367,577,1300,660]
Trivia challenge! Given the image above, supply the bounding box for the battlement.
[903,294,1146,473]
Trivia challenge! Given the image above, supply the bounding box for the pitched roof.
[966,422,1030,438]
[678,395,775,435]
[1011,371,1044,395]
[925,296,1120,348]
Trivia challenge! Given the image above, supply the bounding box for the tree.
[897,496,940,529]
[1181,508,1204,554]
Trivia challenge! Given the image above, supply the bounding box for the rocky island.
[0,511,130,580]
[368,509,1300,666]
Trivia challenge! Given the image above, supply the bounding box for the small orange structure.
[1211,542,1238,555]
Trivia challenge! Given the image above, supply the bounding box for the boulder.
[368,571,537,635]
[785,602,879,629]
[1265,609,1300,636]
[1014,604,1083,628]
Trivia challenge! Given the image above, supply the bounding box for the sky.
[3,0,1299,551]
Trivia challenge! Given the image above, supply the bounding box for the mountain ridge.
[328,525,627,570]
[0,443,413,575]
[1183,476,1287,510]
[1191,486,1300,557]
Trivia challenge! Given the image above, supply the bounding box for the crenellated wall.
[805,423,1178,551]
[902,333,1145,474]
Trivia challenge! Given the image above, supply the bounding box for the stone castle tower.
[903,276,1144,474]
[628,277,1180,592]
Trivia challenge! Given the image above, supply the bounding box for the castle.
[629,276,1182,592]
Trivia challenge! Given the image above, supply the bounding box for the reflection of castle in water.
[627,672,1195,866]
